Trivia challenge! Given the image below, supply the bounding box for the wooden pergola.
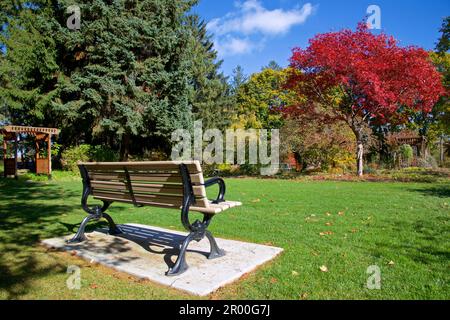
[1,125,60,178]
[396,135,427,158]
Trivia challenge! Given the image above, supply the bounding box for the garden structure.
[0,125,60,178]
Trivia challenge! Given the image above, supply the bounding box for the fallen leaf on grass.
[388,261,395,266]
[90,284,98,289]
[351,229,358,233]
[291,271,299,277]
[319,265,328,272]
[251,199,261,203]
[270,278,278,284]
[338,211,345,216]
[319,231,333,236]
[325,212,331,216]
[300,293,308,300]
[325,222,333,226]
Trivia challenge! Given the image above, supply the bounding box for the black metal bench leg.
[166,232,196,276]
[102,212,122,235]
[67,214,99,243]
[68,206,121,243]
[205,230,226,259]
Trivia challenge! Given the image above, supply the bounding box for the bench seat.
[190,200,242,214]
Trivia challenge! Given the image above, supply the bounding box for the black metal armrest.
[204,177,226,204]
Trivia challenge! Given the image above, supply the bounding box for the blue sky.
[192,0,450,77]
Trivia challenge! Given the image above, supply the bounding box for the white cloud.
[208,0,315,57]
[215,36,254,56]
[208,0,314,36]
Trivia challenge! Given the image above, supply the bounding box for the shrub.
[417,154,439,169]
[90,145,119,162]
[363,165,377,175]
[61,144,91,172]
[399,144,414,167]
[61,144,118,171]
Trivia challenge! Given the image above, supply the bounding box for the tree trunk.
[350,125,364,177]
[119,133,130,161]
[356,141,364,177]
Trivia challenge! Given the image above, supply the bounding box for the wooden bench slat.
[91,181,206,197]
[93,191,185,206]
[89,172,203,185]
[81,161,202,173]
[94,196,181,209]
[94,195,210,209]
[91,182,183,194]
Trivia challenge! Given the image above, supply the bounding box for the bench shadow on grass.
[0,177,103,299]
[93,224,209,271]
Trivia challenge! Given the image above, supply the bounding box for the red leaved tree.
[285,23,445,176]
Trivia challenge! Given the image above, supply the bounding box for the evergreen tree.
[263,60,282,71]
[187,15,233,130]
[0,1,59,128]
[1,0,201,160]
[436,17,450,54]
[230,65,247,94]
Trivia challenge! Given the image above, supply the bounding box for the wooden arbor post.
[47,133,52,176]
[35,132,55,177]
[14,133,18,179]
[1,132,18,178]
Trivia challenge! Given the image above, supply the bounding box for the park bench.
[69,161,241,276]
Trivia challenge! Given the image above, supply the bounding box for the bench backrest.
[79,161,209,209]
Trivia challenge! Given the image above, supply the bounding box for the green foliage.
[230,65,248,94]
[399,144,414,161]
[61,144,119,171]
[436,16,450,54]
[263,60,283,71]
[61,144,91,172]
[399,144,414,167]
[51,142,61,157]
[233,67,295,130]
[1,0,229,159]
[0,2,59,126]
[280,116,356,173]
[187,16,233,130]
[90,145,119,162]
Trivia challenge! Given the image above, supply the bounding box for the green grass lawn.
[0,173,449,300]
